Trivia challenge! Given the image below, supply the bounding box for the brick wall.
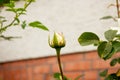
[0,51,119,80]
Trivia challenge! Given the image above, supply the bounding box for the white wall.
[0,0,117,63]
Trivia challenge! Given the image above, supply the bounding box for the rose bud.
[48,32,65,49]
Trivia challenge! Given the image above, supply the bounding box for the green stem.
[56,48,64,80]
[0,0,33,33]
[116,0,120,18]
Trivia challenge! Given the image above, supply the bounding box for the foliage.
[78,0,120,79]
[100,15,117,21]
[54,73,68,80]
[78,29,120,79]
[53,72,83,80]
[29,21,49,31]
[99,69,108,77]
[78,32,99,46]
[0,0,49,40]
[99,69,120,80]
[78,29,120,60]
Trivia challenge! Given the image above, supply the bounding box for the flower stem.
[116,0,120,18]
[0,0,33,33]
[56,48,64,80]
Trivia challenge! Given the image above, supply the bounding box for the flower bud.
[48,32,65,49]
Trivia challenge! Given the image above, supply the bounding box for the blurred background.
[0,0,119,80]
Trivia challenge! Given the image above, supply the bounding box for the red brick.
[27,58,48,66]
[64,72,83,80]
[33,64,50,74]
[92,59,110,69]
[84,71,98,80]
[92,59,120,69]
[9,61,26,68]
[108,69,118,74]
[3,69,11,80]
[4,69,21,80]
[47,57,57,64]
[52,63,60,72]
[33,74,44,80]
[20,68,28,80]
[85,51,100,60]
[64,61,91,71]
[0,74,3,80]
[0,69,3,80]
[46,74,54,80]
[52,62,65,73]
[3,67,28,80]
[2,63,10,69]
[61,53,84,62]
[27,67,33,80]
[2,51,118,80]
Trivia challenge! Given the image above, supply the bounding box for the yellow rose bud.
[48,32,65,49]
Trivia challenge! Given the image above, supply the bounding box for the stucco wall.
[0,0,117,62]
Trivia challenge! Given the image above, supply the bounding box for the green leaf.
[110,58,118,66]
[29,21,49,31]
[5,1,15,8]
[115,34,120,40]
[99,69,108,77]
[15,18,20,24]
[105,74,119,80]
[0,0,4,3]
[27,0,36,2]
[2,20,7,22]
[103,48,115,60]
[104,30,117,41]
[53,72,68,80]
[6,8,16,12]
[116,34,120,37]
[112,41,120,52]
[54,73,61,80]
[97,41,113,59]
[16,8,26,12]
[13,18,20,25]
[0,16,5,19]
[100,16,113,20]
[21,21,27,29]
[78,32,100,46]
[118,58,120,64]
